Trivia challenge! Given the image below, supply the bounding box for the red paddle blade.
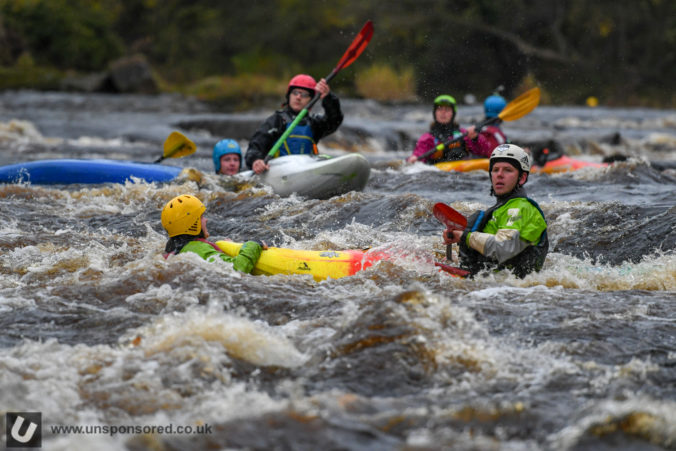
[435,262,470,278]
[433,203,468,230]
[335,20,374,72]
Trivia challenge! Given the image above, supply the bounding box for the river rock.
[108,55,158,94]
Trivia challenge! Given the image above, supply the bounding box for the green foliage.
[181,74,287,111]
[0,55,62,90]
[355,64,416,102]
[0,0,124,71]
[0,0,675,106]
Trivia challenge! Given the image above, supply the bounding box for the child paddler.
[245,74,343,174]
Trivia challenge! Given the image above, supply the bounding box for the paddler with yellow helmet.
[442,144,548,278]
[161,194,265,272]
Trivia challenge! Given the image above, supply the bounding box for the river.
[0,90,675,450]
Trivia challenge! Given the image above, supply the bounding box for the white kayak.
[237,154,370,199]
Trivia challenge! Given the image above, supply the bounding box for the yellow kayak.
[216,241,468,281]
[434,159,489,172]
[215,241,385,281]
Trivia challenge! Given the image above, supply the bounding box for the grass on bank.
[3,58,674,108]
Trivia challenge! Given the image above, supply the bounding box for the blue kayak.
[0,159,183,184]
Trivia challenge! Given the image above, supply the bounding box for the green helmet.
[434,95,457,108]
[433,95,457,121]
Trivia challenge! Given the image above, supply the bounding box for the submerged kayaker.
[245,74,344,174]
[406,95,492,164]
[161,194,265,273]
[442,144,548,278]
[213,139,242,176]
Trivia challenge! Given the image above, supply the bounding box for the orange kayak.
[531,155,608,174]
[435,156,608,174]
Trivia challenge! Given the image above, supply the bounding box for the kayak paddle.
[433,202,468,230]
[263,20,374,164]
[155,131,196,163]
[417,87,541,161]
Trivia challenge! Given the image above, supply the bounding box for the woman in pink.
[406,95,492,164]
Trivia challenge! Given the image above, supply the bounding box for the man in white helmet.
[442,144,548,278]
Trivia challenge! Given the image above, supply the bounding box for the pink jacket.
[411,128,493,162]
[478,125,508,157]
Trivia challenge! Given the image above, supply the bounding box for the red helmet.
[287,74,316,97]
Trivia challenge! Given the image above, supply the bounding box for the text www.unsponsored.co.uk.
[50,423,213,436]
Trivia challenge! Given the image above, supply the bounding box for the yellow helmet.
[161,194,206,237]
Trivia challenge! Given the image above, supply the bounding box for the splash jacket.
[478,125,508,157]
[450,187,548,278]
[164,237,263,274]
[411,122,493,163]
[245,93,343,169]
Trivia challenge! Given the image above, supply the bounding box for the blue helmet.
[212,139,242,174]
[484,94,507,118]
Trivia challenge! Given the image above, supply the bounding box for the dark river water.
[0,91,675,450]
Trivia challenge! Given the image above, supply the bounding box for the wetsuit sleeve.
[179,240,262,274]
[245,113,284,169]
[231,240,263,274]
[310,92,344,141]
[465,229,531,264]
[463,128,494,158]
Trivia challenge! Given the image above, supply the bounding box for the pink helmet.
[287,74,316,97]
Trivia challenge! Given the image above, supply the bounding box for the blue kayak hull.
[0,159,183,184]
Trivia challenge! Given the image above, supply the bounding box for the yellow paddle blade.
[498,87,541,122]
[163,131,196,159]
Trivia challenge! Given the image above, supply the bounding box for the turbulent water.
[0,91,675,451]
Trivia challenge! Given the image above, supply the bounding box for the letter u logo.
[11,416,37,443]
[6,412,42,448]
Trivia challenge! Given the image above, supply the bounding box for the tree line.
[1,0,674,107]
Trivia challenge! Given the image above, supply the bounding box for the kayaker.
[245,74,344,174]
[161,194,266,273]
[480,92,509,152]
[212,139,242,176]
[406,95,492,164]
[442,144,548,278]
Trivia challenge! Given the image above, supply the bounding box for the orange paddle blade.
[335,20,374,72]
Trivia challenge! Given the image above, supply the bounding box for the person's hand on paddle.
[465,125,478,140]
[252,158,270,174]
[406,155,418,163]
[442,228,462,245]
[315,78,330,99]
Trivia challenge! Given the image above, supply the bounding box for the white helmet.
[489,144,531,173]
